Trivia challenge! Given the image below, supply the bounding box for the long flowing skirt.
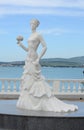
[17,57,78,112]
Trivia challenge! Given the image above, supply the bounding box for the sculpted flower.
[16,36,23,41]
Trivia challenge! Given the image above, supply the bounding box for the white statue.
[16,19,78,112]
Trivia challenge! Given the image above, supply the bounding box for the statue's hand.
[17,41,20,44]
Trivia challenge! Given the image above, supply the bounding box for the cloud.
[0,6,84,17]
[0,0,84,16]
[39,28,71,36]
[39,28,84,36]
[0,0,84,8]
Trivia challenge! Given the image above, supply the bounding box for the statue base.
[0,100,83,130]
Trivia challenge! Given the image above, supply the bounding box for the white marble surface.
[16,19,78,112]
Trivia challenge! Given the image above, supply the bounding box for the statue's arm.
[17,42,28,52]
[32,34,47,65]
[38,35,47,60]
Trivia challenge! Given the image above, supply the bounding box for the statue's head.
[30,18,40,28]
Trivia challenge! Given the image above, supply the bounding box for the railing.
[0,78,84,99]
[0,78,21,99]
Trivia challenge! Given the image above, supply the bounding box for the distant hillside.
[68,56,84,64]
[0,61,25,66]
[0,56,84,67]
[41,56,84,64]
[40,56,84,67]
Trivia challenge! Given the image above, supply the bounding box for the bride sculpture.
[16,19,78,112]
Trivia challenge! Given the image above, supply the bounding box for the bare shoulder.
[36,32,44,41]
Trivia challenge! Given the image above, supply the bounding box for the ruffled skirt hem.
[17,91,78,112]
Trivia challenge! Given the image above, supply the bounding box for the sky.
[0,0,84,61]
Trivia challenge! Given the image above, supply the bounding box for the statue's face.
[30,20,37,30]
[30,19,40,31]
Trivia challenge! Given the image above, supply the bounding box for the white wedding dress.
[17,34,78,112]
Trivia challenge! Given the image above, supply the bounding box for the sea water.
[0,66,84,91]
[0,66,84,79]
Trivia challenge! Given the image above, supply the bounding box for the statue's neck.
[32,29,36,33]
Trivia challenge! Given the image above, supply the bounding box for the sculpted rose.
[16,36,23,42]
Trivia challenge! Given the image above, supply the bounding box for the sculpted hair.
[30,18,40,27]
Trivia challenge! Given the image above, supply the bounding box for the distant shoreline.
[0,65,84,67]
[0,56,84,67]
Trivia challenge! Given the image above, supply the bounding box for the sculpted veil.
[16,19,78,112]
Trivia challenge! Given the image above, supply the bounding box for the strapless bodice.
[28,48,38,60]
[28,34,40,50]
[27,39,38,61]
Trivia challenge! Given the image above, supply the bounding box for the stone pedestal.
[0,100,83,130]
